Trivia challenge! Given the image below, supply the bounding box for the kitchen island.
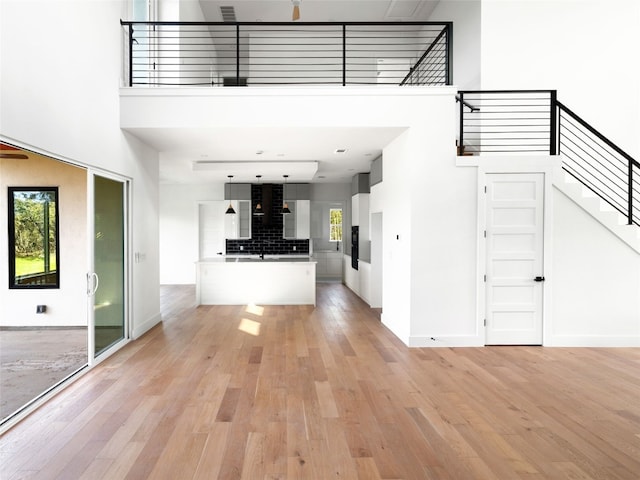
[196,256,316,306]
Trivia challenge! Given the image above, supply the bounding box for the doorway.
[485,173,545,345]
[0,151,132,427]
[89,172,129,361]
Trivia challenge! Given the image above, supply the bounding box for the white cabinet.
[313,251,343,279]
[283,200,310,239]
[296,200,310,239]
[224,200,251,239]
[351,193,370,261]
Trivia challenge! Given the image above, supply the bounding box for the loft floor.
[1,284,639,479]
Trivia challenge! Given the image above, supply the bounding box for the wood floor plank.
[2,284,640,479]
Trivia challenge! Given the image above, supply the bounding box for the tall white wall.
[551,188,640,346]
[480,0,640,159]
[428,0,481,90]
[379,106,478,346]
[0,0,161,339]
[159,183,224,284]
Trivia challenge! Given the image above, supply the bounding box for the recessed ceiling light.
[256,150,264,155]
[334,148,348,154]
[318,175,326,179]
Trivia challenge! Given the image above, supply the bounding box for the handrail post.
[342,24,346,86]
[446,23,452,86]
[459,91,465,155]
[549,90,557,155]
[128,24,134,87]
[236,24,240,85]
[628,161,634,225]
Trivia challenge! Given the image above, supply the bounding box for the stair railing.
[557,101,639,226]
[458,90,639,226]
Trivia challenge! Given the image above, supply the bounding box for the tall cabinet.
[224,183,252,239]
[283,183,310,239]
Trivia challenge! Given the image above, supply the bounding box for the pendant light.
[253,175,264,216]
[282,175,291,214]
[292,0,301,21]
[225,175,236,214]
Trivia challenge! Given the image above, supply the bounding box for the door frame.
[87,168,132,366]
[475,156,560,347]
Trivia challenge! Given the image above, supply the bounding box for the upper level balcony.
[120,21,452,88]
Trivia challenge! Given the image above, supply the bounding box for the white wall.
[0,0,161,339]
[387,107,478,346]
[551,188,640,346]
[310,183,351,253]
[480,0,640,159]
[428,0,481,90]
[159,183,225,284]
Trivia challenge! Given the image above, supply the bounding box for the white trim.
[408,336,484,348]
[548,335,640,348]
[132,312,162,339]
[87,169,133,366]
[470,155,561,346]
[120,85,457,99]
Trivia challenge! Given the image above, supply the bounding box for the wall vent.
[220,6,237,22]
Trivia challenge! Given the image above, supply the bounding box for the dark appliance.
[351,226,359,270]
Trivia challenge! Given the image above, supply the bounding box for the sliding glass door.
[89,172,129,360]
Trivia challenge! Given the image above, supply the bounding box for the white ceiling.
[145,1,439,185]
[198,0,439,23]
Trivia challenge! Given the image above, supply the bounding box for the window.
[8,187,60,289]
[329,208,342,242]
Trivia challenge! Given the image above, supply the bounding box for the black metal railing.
[457,90,557,155]
[120,21,452,87]
[457,90,639,226]
[557,101,639,226]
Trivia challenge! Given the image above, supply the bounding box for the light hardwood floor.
[1,283,639,479]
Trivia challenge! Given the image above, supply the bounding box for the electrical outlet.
[36,305,47,314]
[293,246,296,251]
[240,245,244,251]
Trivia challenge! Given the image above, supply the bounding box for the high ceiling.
[148,1,441,185]
[198,0,440,23]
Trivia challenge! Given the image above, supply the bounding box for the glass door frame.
[87,169,132,366]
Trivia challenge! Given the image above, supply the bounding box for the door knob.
[534,276,545,282]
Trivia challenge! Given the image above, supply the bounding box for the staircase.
[554,168,640,253]
[457,90,640,241]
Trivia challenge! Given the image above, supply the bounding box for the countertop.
[199,255,315,264]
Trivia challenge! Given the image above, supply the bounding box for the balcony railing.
[120,21,452,87]
[458,90,639,226]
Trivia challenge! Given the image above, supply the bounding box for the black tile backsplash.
[226,183,310,255]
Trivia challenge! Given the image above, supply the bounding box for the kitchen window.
[8,187,60,289]
[329,208,342,242]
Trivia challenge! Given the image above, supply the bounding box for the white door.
[485,173,545,345]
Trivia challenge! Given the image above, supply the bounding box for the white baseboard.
[408,335,484,348]
[548,335,640,347]
[132,312,161,339]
